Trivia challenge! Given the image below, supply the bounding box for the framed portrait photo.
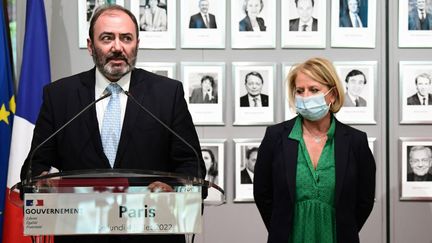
[282,63,298,121]
[130,0,176,49]
[334,61,377,124]
[233,62,276,125]
[330,0,377,48]
[234,139,262,202]
[200,139,226,204]
[231,0,276,48]
[400,61,432,124]
[181,62,225,125]
[399,0,432,47]
[180,0,226,48]
[281,0,327,48]
[135,62,176,79]
[78,0,125,48]
[400,138,432,200]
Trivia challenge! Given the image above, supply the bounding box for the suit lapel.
[282,121,298,203]
[77,68,110,167]
[334,119,350,206]
[115,70,147,167]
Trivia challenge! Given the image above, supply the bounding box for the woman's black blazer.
[254,117,376,243]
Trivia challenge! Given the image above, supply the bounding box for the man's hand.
[148,181,174,192]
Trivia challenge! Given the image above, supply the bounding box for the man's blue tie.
[101,83,122,168]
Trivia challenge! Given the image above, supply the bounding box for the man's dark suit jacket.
[239,16,266,31]
[408,9,432,30]
[20,68,205,243]
[343,93,367,107]
[240,168,253,184]
[339,11,368,27]
[407,93,432,105]
[189,13,217,28]
[288,17,318,31]
[254,116,376,243]
[189,87,218,103]
[407,172,432,181]
[240,94,269,107]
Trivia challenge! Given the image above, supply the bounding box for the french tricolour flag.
[3,0,51,242]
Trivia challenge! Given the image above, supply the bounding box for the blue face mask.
[295,88,333,121]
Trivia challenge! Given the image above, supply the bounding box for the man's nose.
[111,38,122,51]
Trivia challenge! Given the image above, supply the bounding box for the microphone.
[123,90,203,181]
[24,92,112,185]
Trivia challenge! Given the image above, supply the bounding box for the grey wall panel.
[389,0,432,242]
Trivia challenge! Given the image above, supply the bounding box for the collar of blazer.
[282,116,350,205]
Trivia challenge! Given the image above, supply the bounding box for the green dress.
[288,116,337,243]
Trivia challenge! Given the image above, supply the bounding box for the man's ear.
[87,38,93,56]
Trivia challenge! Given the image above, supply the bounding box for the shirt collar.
[417,93,428,102]
[95,68,131,98]
[347,92,358,104]
[248,94,261,100]
[288,115,336,141]
[299,18,313,27]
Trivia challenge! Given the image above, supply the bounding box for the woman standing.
[202,148,218,184]
[254,57,375,243]
[239,0,266,31]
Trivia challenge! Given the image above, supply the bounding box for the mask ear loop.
[324,86,335,96]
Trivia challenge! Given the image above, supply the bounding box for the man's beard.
[92,46,137,80]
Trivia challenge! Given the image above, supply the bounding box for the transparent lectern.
[10,169,224,242]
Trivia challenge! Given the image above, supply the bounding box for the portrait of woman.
[254,57,376,242]
[202,147,218,184]
[239,0,267,31]
[140,0,167,31]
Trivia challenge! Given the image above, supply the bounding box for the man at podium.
[20,4,205,243]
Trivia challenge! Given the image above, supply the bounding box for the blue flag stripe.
[15,0,51,124]
[0,1,15,241]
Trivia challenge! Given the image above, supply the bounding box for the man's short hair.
[415,73,432,85]
[295,0,315,7]
[345,69,367,84]
[245,71,264,84]
[246,147,259,159]
[409,146,432,160]
[201,75,215,87]
[89,4,139,42]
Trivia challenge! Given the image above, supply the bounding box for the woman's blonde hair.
[286,57,345,113]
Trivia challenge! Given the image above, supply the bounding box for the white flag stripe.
[7,116,34,188]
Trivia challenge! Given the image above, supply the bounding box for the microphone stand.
[24,92,112,186]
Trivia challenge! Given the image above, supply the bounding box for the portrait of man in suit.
[407,73,432,105]
[407,146,432,181]
[343,69,368,107]
[240,71,269,107]
[241,147,258,184]
[339,0,368,28]
[289,0,318,31]
[408,0,432,30]
[189,0,217,29]
[189,75,218,104]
